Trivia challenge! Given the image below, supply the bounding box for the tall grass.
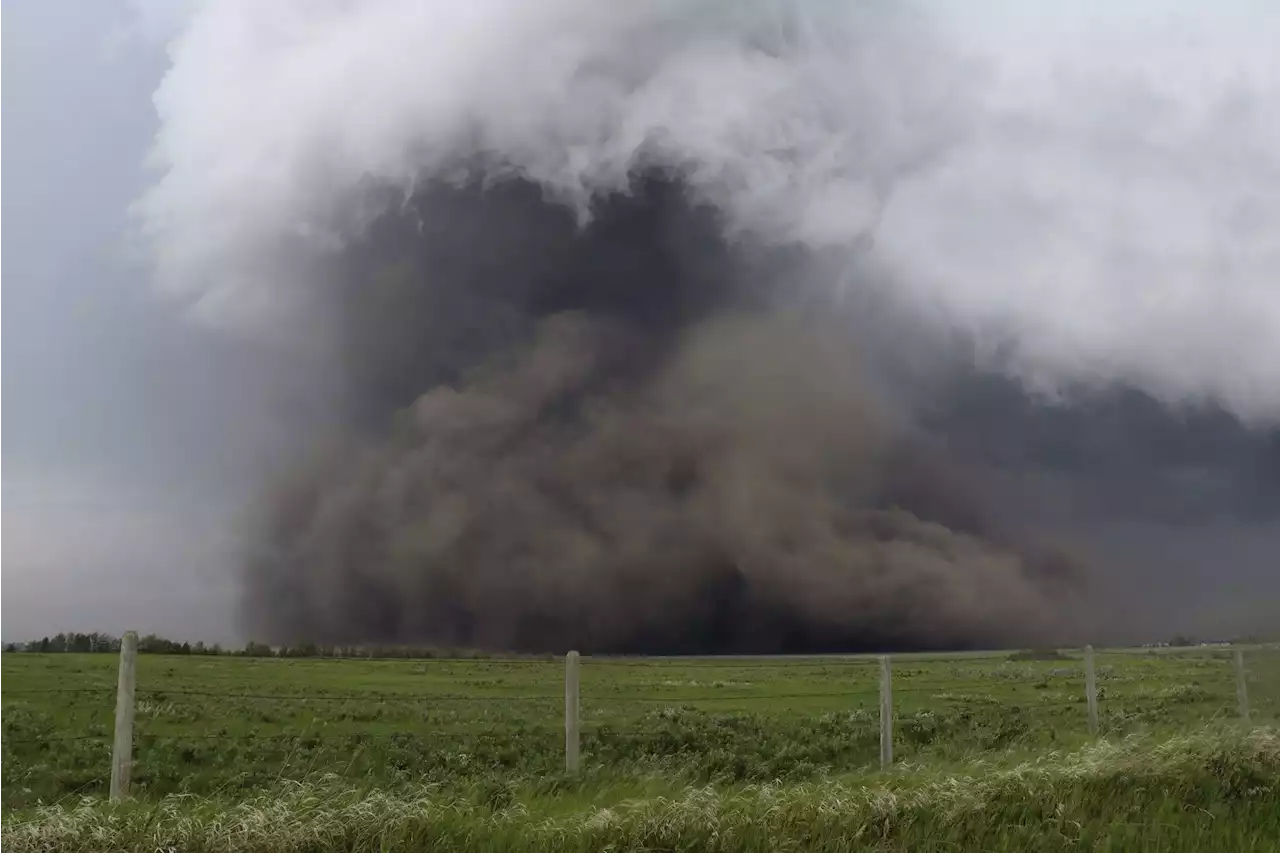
[10,648,1275,809]
[6,725,1277,853]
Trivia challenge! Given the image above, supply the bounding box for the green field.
[4,648,1279,851]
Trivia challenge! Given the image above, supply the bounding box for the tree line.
[1,633,554,660]
[5,632,1270,658]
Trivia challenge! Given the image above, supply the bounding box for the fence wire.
[4,646,1270,805]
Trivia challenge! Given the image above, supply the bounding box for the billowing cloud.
[132,1,1280,650]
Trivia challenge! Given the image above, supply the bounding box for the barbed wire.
[1094,648,1262,657]
[5,695,1247,752]
[4,734,110,746]
[580,658,886,668]
[586,690,876,703]
[33,681,1251,707]
[7,654,1263,766]
[137,688,561,703]
[11,684,1252,709]
[131,729,562,744]
[3,687,116,697]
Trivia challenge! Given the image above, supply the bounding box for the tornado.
[137,1,1280,651]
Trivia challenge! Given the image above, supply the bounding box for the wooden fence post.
[1235,647,1251,725]
[1084,644,1099,736]
[110,631,138,801]
[879,655,893,769]
[565,650,581,775]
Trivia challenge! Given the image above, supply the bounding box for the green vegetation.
[1007,647,1075,661]
[6,728,1278,853]
[3,632,549,658]
[4,648,1278,851]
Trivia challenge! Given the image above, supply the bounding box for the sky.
[3,0,261,642]
[3,0,1278,645]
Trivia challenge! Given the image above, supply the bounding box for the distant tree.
[1170,634,1195,647]
[137,634,187,654]
[291,642,319,658]
[242,640,274,657]
[26,635,108,653]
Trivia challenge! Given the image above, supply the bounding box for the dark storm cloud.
[239,175,1084,652]
[133,1,1280,650]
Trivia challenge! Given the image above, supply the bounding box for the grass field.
[4,647,1279,851]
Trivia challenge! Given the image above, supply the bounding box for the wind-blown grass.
[6,726,1277,853]
[7,649,1277,809]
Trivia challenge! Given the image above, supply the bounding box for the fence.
[2,635,1275,806]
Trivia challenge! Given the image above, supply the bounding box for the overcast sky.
[3,0,1278,645]
[2,0,261,642]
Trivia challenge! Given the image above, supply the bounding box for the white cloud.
[136,0,1280,419]
[881,0,1280,417]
